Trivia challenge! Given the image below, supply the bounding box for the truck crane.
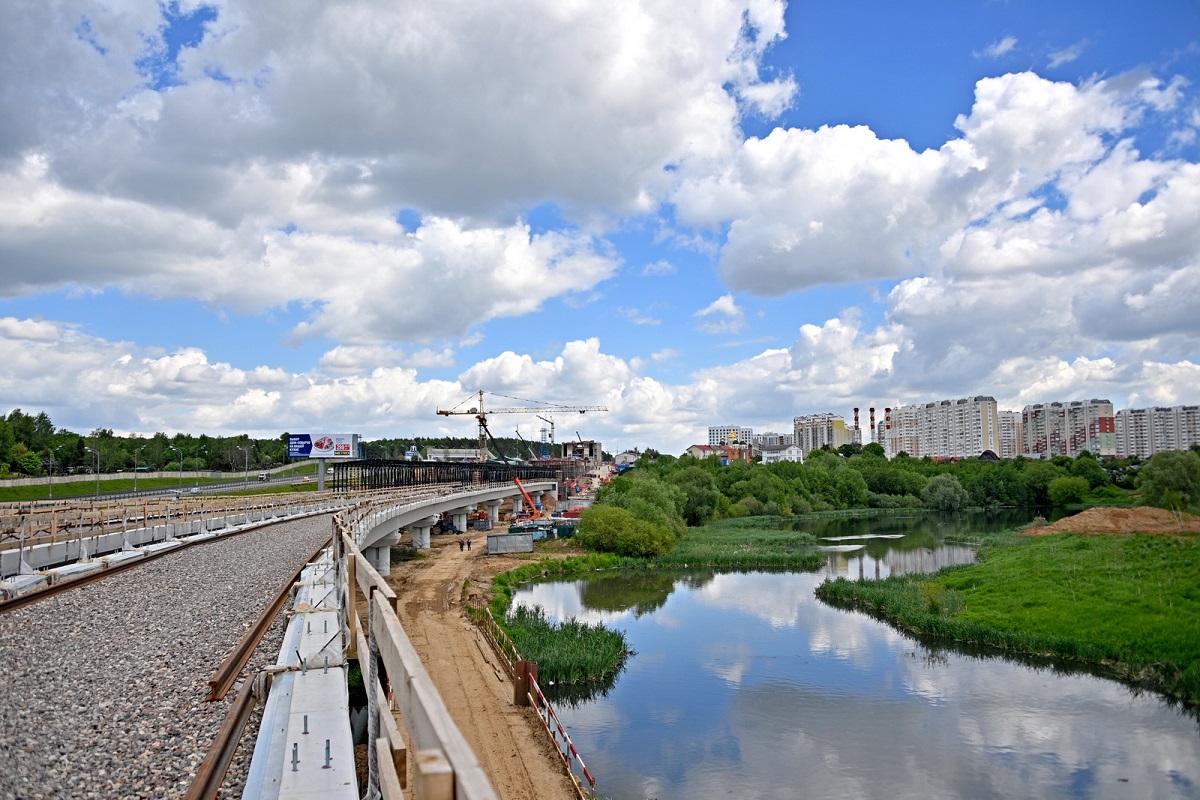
[435,390,606,461]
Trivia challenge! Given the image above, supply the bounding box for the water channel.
[511,511,1200,800]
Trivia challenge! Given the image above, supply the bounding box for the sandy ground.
[384,534,581,800]
[1023,505,1200,535]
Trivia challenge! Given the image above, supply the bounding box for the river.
[511,511,1200,800]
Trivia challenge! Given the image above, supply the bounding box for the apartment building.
[1023,399,1116,458]
[998,410,1024,459]
[753,431,795,448]
[1115,405,1200,459]
[880,396,1001,459]
[708,425,754,447]
[793,414,851,456]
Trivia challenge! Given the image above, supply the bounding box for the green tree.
[1020,460,1065,506]
[863,442,886,458]
[1136,450,1200,512]
[921,473,970,511]
[1070,453,1110,489]
[670,466,721,526]
[1048,476,1089,505]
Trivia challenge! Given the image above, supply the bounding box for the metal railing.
[469,599,596,799]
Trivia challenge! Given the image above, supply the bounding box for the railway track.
[0,514,334,800]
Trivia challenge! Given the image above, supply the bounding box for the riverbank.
[817,506,1200,705]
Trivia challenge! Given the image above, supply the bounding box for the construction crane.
[537,415,555,459]
[436,390,606,461]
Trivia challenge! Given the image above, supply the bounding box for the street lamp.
[169,445,183,491]
[48,444,67,500]
[134,445,146,494]
[237,445,250,483]
[84,446,100,498]
[195,446,206,488]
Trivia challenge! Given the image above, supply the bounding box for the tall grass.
[817,531,1200,705]
[504,605,633,685]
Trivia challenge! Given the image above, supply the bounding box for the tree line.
[576,442,1200,558]
[0,408,288,477]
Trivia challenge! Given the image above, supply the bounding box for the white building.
[708,425,754,447]
[1116,405,1200,459]
[881,396,1001,459]
[760,444,805,464]
[998,410,1024,459]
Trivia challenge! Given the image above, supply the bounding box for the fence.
[469,599,597,799]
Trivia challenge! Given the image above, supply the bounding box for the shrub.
[577,505,675,557]
[1048,476,1089,505]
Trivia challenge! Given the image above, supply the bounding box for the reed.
[504,604,633,685]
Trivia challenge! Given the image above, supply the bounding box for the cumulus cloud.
[694,294,746,333]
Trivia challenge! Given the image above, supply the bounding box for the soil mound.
[1025,505,1200,536]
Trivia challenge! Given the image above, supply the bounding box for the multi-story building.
[793,414,851,456]
[1116,405,1200,459]
[1023,399,1115,458]
[753,431,795,448]
[708,425,754,447]
[998,410,1024,459]
[760,444,805,464]
[880,396,1001,459]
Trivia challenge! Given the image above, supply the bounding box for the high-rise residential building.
[708,425,753,447]
[881,396,1001,459]
[998,410,1024,459]
[793,414,851,456]
[1023,399,1115,458]
[1116,405,1200,459]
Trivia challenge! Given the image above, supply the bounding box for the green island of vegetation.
[487,446,1200,705]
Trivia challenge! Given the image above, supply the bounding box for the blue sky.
[1,0,1198,454]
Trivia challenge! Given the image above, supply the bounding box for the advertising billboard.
[288,433,358,459]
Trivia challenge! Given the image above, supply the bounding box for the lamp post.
[169,445,183,491]
[195,446,206,488]
[84,446,100,498]
[134,445,146,494]
[237,445,250,484]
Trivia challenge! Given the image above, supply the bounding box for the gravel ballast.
[0,514,334,800]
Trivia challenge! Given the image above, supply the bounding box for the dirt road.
[386,537,578,800]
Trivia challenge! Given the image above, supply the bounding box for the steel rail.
[0,514,332,615]
[207,535,331,701]
[184,678,259,800]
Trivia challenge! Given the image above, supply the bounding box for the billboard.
[288,433,358,459]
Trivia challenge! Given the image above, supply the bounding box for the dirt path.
[387,537,577,800]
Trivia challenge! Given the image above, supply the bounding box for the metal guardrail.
[469,600,597,799]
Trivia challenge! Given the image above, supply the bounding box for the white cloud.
[980,36,1018,59]
[694,294,746,333]
[642,259,677,277]
[1048,40,1087,68]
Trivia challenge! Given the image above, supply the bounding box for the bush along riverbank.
[815,528,1200,706]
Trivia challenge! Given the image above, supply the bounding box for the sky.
[1,0,1199,456]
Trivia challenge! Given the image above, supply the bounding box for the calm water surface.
[512,512,1200,800]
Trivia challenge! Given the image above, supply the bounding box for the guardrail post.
[513,660,537,707]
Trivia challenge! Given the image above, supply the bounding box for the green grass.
[816,531,1200,705]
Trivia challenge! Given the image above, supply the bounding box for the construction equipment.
[436,390,606,461]
[537,415,555,459]
[512,476,540,521]
[514,429,538,461]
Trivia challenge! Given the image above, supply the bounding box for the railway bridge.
[0,461,588,800]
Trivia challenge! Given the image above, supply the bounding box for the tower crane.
[436,390,606,461]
